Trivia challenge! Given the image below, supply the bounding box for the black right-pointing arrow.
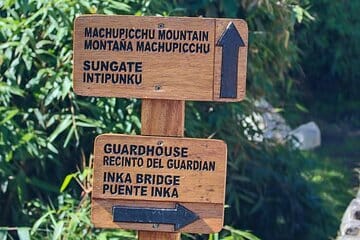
[217,22,245,98]
[113,204,199,231]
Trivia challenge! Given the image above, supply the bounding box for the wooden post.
[141,99,185,137]
[138,99,184,240]
[138,231,180,240]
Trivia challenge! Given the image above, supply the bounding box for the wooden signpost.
[73,15,248,239]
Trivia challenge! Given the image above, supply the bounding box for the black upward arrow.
[217,22,245,98]
[112,204,199,231]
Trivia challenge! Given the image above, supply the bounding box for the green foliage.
[296,0,360,125]
[185,102,353,239]
[0,194,136,240]
[0,0,142,226]
[0,1,354,240]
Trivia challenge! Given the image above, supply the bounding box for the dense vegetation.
[296,0,360,125]
[0,0,357,239]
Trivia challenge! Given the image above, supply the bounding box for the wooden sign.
[92,134,227,233]
[73,15,248,102]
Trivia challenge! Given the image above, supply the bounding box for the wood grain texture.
[140,99,184,239]
[92,134,227,203]
[213,19,248,102]
[141,99,184,137]
[138,231,179,240]
[73,15,248,101]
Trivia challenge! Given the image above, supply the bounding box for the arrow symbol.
[112,204,199,231]
[217,22,245,98]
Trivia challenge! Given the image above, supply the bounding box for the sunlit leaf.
[0,230,7,240]
[47,142,58,154]
[48,115,72,142]
[60,173,76,192]
[0,109,18,125]
[17,228,30,240]
[109,1,132,12]
[31,210,55,235]
[52,220,64,240]
[295,103,309,113]
[224,226,260,240]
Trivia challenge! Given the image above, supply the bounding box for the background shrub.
[296,0,360,125]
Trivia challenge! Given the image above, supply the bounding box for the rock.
[339,198,360,238]
[254,98,291,143]
[337,236,360,240]
[253,99,321,149]
[289,122,321,150]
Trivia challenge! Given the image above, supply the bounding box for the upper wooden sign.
[92,134,227,233]
[73,15,248,102]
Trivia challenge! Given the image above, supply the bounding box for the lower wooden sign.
[92,134,227,233]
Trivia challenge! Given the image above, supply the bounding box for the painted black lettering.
[83,60,90,71]
[192,31,198,41]
[104,143,112,153]
[85,27,92,37]
[181,147,188,157]
[103,184,109,194]
[135,62,142,73]
[151,186,178,198]
[84,40,92,50]
[103,156,109,165]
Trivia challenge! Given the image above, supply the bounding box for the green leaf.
[0,109,19,125]
[0,82,24,96]
[61,77,71,99]
[44,87,60,106]
[0,41,19,49]
[295,103,309,113]
[76,115,103,128]
[34,108,46,129]
[48,115,72,142]
[36,50,57,66]
[63,126,74,148]
[22,54,32,71]
[209,233,219,240]
[52,220,64,240]
[221,237,233,240]
[35,40,53,49]
[103,9,115,15]
[130,115,141,129]
[21,133,34,143]
[0,230,7,240]
[109,1,132,12]
[76,121,99,128]
[60,173,76,192]
[5,151,13,162]
[17,228,30,240]
[292,5,304,23]
[224,226,260,240]
[31,210,55,235]
[47,142,59,154]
